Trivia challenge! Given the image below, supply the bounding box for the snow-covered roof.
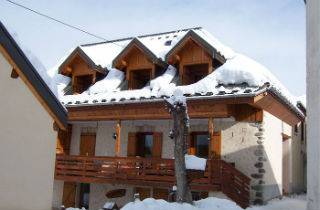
[54,27,304,119]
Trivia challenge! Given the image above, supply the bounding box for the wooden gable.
[113,42,160,89]
[60,52,105,94]
[167,36,223,85]
[169,38,213,66]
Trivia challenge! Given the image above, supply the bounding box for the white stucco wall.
[263,111,283,201]
[0,52,57,210]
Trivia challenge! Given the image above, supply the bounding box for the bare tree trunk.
[166,99,193,204]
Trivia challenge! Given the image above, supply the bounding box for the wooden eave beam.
[67,96,255,122]
[252,92,302,126]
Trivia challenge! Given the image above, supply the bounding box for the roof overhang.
[0,21,67,130]
[66,88,304,126]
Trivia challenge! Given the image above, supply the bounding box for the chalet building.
[0,22,67,210]
[52,27,306,209]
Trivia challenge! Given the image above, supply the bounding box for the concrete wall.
[307,1,320,209]
[0,52,57,210]
[290,122,306,193]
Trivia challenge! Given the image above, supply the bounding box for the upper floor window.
[129,69,152,90]
[182,63,209,85]
[73,74,93,94]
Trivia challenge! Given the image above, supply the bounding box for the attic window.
[129,69,151,90]
[182,63,209,85]
[165,40,172,46]
[73,74,93,94]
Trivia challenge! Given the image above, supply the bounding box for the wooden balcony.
[55,155,250,208]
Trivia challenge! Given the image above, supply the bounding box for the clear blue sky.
[0,0,306,96]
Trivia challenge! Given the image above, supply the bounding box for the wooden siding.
[68,100,237,121]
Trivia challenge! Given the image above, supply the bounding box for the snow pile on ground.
[121,195,306,210]
[248,194,306,210]
[185,155,207,171]
[122,197,242,210]
[87,68,124,94]
[66,207,86,210]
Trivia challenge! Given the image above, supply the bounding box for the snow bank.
[150,65,176,94]
[122,197,242,210]
[248,194,306,210]
[87,68,124,94]
[121,195,306,210]
[185,155,207,171]
[158,53,297,106]
[194,29,235,59]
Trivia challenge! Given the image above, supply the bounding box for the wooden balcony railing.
[55,155,250,208]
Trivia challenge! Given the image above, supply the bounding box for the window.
[129,69,151,89]
[127,132,162,158]
[182,64,209,85]
[136,133,154,158]
[73,74,93,94]
[189,132,209,158]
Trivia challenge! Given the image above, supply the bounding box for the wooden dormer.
[166,30,225,85]
[113,38,166,90]
[59,47,106,94]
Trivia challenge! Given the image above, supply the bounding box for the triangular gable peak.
[166,30,226,85]
[58,47,106,94]
[112,38,167,90]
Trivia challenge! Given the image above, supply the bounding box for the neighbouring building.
[0,22,67,210]
[51,27,306,209]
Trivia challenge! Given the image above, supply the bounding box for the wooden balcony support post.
[208,117,214,159]
[115,120,121,156]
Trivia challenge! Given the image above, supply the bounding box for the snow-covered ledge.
[185,155,207,171]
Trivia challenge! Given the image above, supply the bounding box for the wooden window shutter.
[127,132,137,157]
[210,131,221,159]
[188,133,196,155]
[152,132,163,158]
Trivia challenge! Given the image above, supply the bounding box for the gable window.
[189,132,209,158]
[129,69,152,89]
[73,74,93,94]
[182,64,209,85]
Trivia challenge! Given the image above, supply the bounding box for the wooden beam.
[253,93,302,126]
[10,68,19,79]
[115,120,121,156]
[208,117,214,159]
[67,99,245,121]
